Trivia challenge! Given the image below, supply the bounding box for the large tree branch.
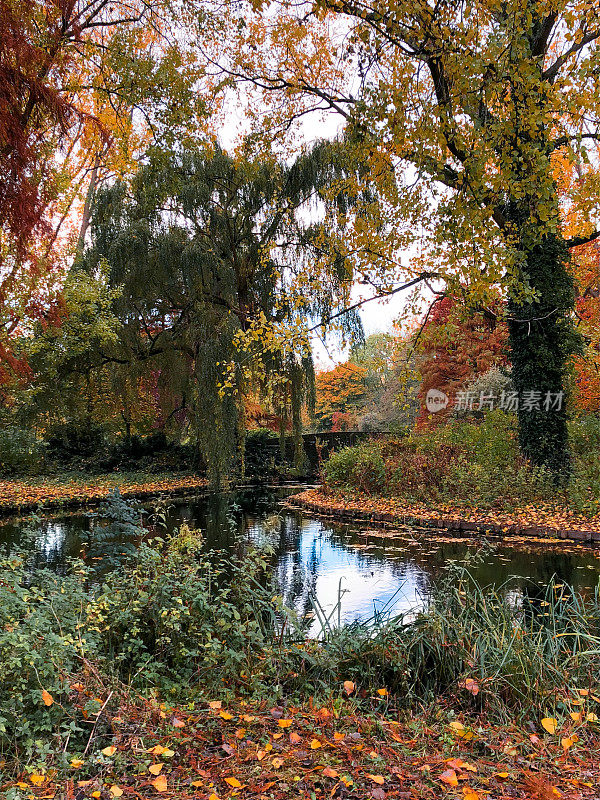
[543,29,600,82]
[567,230,600,248]
[551,132,600,151]
[308,272,436,331]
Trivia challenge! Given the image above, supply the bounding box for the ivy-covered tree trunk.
[507,231,578,481]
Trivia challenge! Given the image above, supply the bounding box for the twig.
[83,690,114,755]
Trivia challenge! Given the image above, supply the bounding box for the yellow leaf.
[496,772,509,778]
[42,690,54,707]
[220,711,234,721]
[208,794,219,800]
[162,749,175,758]
[152,775,168,792]
[366,774,385,784]
[70,759,84,768]
[449,721,474,740]
[150,745,165,755]
[271,757,284,769]
[570,712,583,722]
[278,719,293,728]
[109,786,123,798]
[463,789,479,800]
[541,717,558,734]
[343,680,355,695]
[264,742,273,752]
[587,713,598,722]
[225,776,242,788]
[92,792,101,798]
[149,763,163,775]
[30,774,45,786]
[102,746,117,757]
[377,688,388,697]
[310,739,322,749]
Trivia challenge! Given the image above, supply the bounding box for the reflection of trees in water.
[0,516,89,572]
[2,488,599,615]
[271,513,429,621]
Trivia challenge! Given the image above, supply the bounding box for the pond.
[1,486,599,630]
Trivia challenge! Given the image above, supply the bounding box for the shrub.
[0,426,45,475]
[46,421,106,458]
[0,551,94,756]
[322,412,556,509]
[324,441,386,494]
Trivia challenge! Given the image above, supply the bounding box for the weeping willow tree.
[81,144,364,484]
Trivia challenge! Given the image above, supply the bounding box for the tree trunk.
[507,231,579,481]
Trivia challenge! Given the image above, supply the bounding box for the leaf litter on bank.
[10,687,600,799]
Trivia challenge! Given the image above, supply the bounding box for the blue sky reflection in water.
[262,515,427,631]
[1,487,600,630]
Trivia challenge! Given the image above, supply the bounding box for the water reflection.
[0,487,599,625]
[270,515,428,630]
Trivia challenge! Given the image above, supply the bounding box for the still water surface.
[1,486,599,627]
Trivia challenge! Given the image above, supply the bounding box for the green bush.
[0,426,45,475]
[0,551,94,757]
[323,412,557,509]
[324,441,387,494]
[0,517,282,756]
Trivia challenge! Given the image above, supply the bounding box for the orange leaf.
[152,774,168,792]
[290,732,302,744]
[149,763,163,775]
[225,777,242,788]
[366,774,385,785]
[42,690,54,707]
[561,737,575,750]
[440,769,459,787]
[310,739,322,749]
[102,746,117,757]
[278,719,293,728]
[343,680,355,695]
[322,767,338,778]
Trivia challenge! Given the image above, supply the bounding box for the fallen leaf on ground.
[152,775,168,792]
[541,717,558,734]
